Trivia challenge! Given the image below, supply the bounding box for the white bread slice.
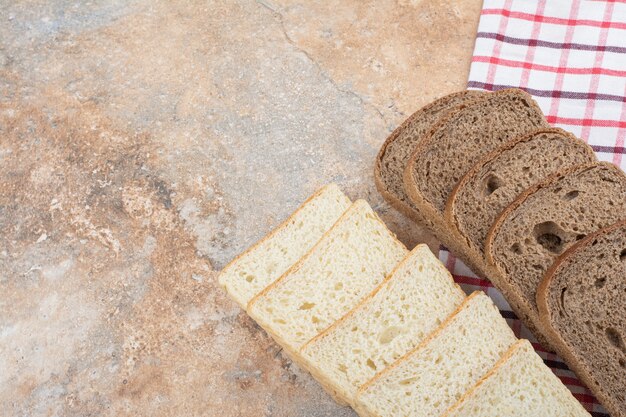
[247,199,408,355]
[355,292,517,417]
[218,184,351,309]
[299,244,466,406]
[443,339,590,417]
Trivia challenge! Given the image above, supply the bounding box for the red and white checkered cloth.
[444,1,626,415]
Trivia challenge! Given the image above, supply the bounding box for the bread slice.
[441,128,595,349]
[299,244,466,406]
[247,199,408,355]
[354,292,517,417]
[446,127,596,258]
[401,89,548,281]
[485,162,626,351]
[537,219,626,417]
[218,184,351,309]
[375,90,486,221]
[404,88,548,224]
[443,340,590,417]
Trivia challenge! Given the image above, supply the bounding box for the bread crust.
[217,183,348,309]
[537,218,626,417]
[374,90,485,223]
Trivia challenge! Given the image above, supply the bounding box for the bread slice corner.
[217,183,350,309]
[374,90,487,222]
[247,198,408,355]
[442,339,591,417]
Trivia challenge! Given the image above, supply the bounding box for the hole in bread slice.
[483,174,503,197]
[605,327,625,353]
[563,190,580,201]
[533,221,565,253]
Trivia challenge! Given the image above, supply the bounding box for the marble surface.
[0,1,480,415]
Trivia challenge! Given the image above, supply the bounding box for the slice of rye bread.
[537,219,626,417]
[442,339,591,417]
[247,199,408,356]
[445,127,596,265]
[485,162,626,351]
[354,292,517,417]
[404,88,548,221]
[402,89,548,280]
[218,184,351,309]
[299,244,466,406]
[375,90,487,222]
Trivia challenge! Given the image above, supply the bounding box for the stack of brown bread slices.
[375,88,626,417]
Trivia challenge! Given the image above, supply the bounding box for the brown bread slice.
[401,89,548,284]
[404,88,548,224]
[445,127,596,262]
[538,219,626,417]
[397,89,550,326]
[375,90,486,221]
[485,162,626,354]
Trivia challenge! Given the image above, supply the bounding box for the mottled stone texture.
[0,1,480,415]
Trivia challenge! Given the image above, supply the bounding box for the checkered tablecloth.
[443,1,626,415]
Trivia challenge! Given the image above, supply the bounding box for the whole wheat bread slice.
[375,90,486,221]
[445,127,596,268]
[404,88,548,220]
[485,162,626,352]
[401,88,548,282]
[218,184,351,309]
[442,339,591,417]
[299,244,465,406]
[354,292,517,417]
[247,199,408,356]
[538,219,626,417]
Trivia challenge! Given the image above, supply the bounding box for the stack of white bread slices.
[218,184,590,417]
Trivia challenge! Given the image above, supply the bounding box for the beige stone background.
[0,1,481,415]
